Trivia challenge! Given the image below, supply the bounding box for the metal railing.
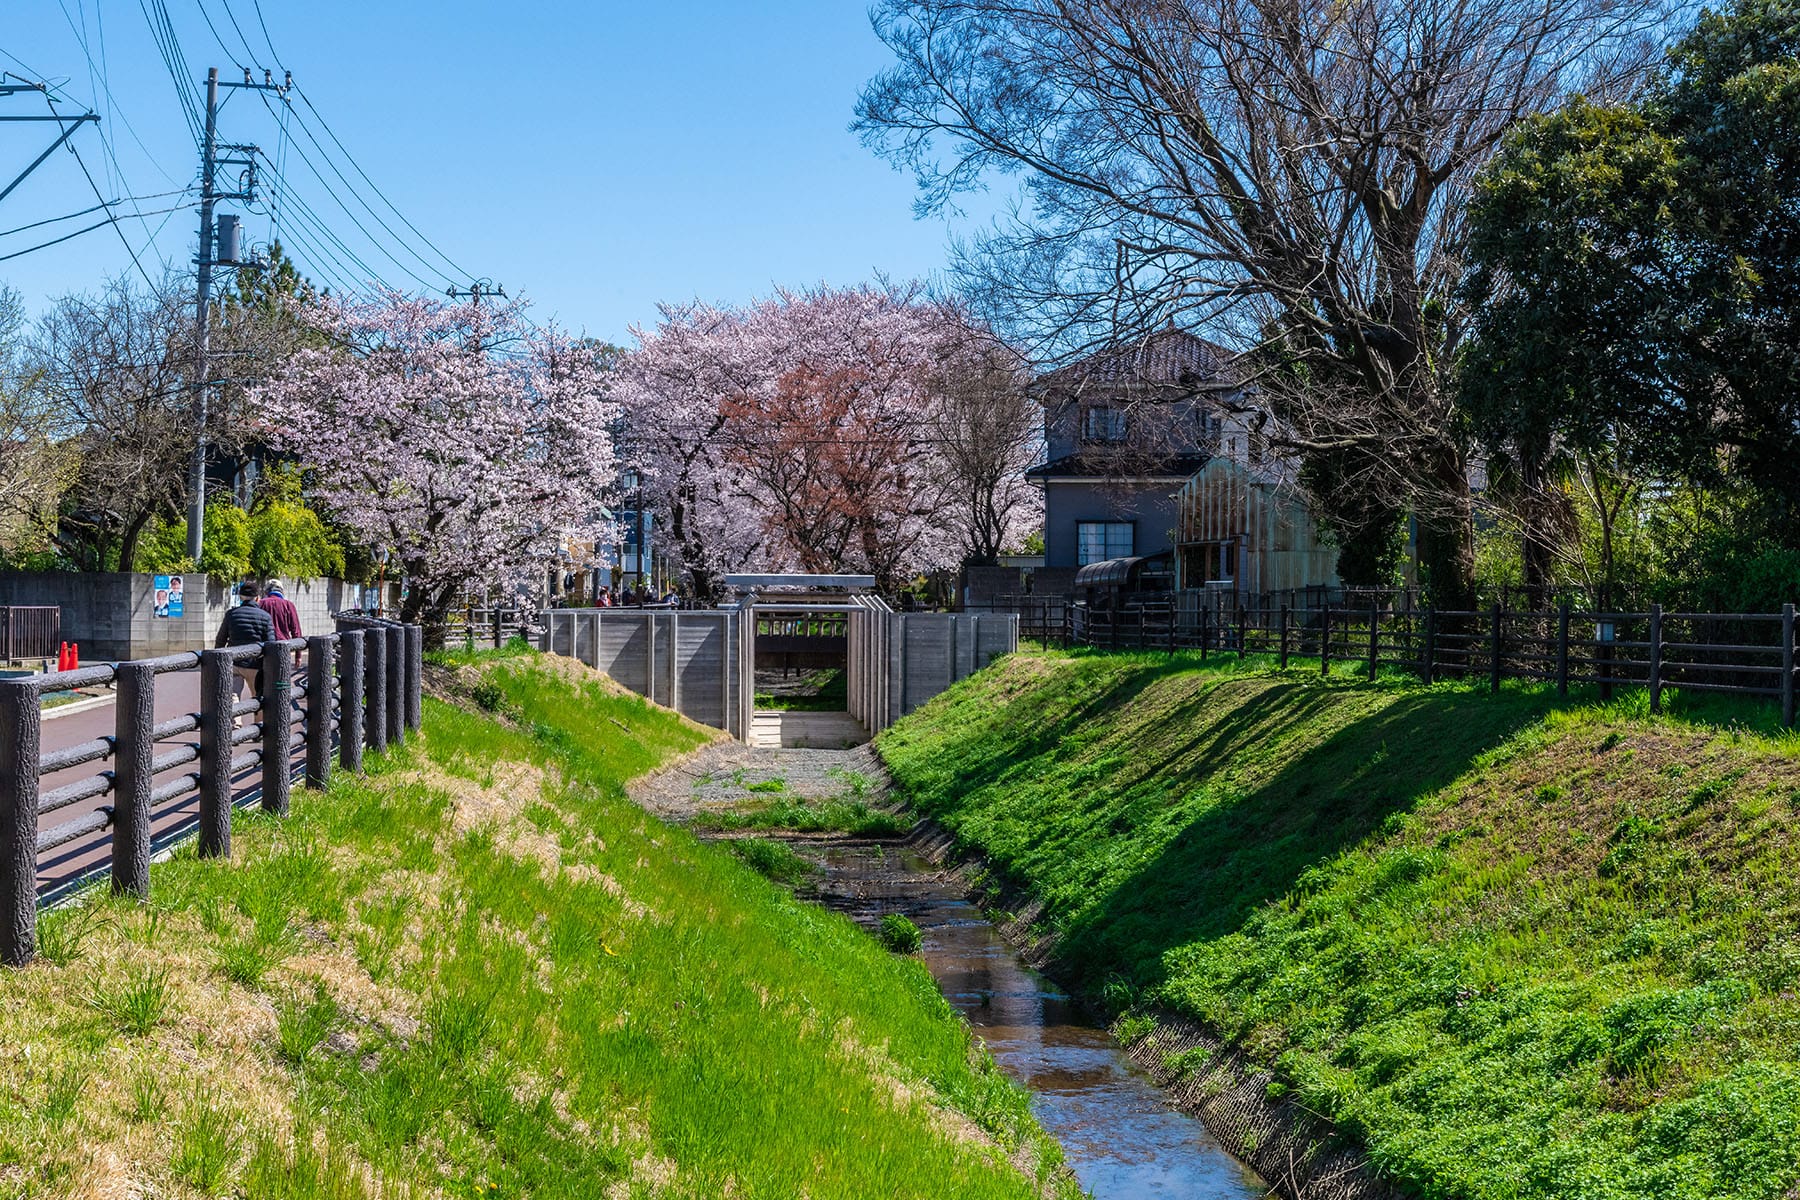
[0,618,424,967]
[1065,601,1798,728]
[0,607,61,661]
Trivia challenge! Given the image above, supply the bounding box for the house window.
[1077,521,1134,565]
[1082,405,1128,444]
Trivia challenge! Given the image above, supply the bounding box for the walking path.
[627,736,890,823]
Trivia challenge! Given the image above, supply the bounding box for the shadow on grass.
[1061,684,1554,995]
[890,654,1560,997]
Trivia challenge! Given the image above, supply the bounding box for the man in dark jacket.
[215,581,275,722]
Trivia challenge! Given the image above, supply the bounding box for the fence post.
[112,661,154,899]
[492,608,503,649]
[386,626,406,747]
[198,649,233,859]
[0,679,40,966]
[1368,602,1380,681]
[406,624,424,732]
[1237,607,1248,661]
[1556,604,1571,697]
[305,636,334,790]
[1321,608,1332,676]
[338,631,364,772]
[1489,605,1503,694]
[261,641,292,816]
[1423,608,1436,683]
[364,626,388,755]
[1648,604,1664,715]
[1279,605,1290,669]
[1782,603,1795,730]
[1200,606,1210,661]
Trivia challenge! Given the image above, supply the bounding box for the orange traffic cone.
[70,642,79,668]
[56,642,69,670]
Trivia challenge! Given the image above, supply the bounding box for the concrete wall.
[542,608,747,738]
[0,572,359,661]
[885,612,1018,721]
[544,600,1018,741]
[1043,480,1184,571]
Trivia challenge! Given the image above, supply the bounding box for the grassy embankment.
[0,651,1072,1199]
[879,648,1800,1200]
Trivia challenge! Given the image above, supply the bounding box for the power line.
[290,88,473,285]
[0,203,191,263]
[0,189,190,238]
[256,91,450,291]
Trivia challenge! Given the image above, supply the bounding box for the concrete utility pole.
[186,67,287,564]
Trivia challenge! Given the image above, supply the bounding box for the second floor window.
[1082,405,1128,444]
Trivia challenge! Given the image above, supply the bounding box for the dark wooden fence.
[451,606,537,650]
[0,607,61,661]
[1063,600,1798,728]
[0,617,424,968]
[963,596,1071,644]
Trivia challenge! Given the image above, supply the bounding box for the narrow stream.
[804,842,1269,1199]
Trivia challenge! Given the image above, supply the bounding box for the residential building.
[1025,328,1257,590]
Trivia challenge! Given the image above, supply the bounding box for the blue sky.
[1,1,976,343]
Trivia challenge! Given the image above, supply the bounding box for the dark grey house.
[1025,330,1247,589]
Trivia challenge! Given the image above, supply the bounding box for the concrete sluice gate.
[539,577,1018,743]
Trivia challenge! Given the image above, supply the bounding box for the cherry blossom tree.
[616,284,1037,597]
[254,292,615,643]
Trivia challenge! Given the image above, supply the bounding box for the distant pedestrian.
[259,580,302,641]
[215,581,275,721]
[598,586,613,608]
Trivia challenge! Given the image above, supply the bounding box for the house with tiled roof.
[1025,328,1266,589]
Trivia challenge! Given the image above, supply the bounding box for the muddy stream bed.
[800,841,1270,1198]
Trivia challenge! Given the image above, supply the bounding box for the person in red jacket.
[259,580,303,641]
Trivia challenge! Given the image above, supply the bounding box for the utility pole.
[186,67,287,564]
[0,77,98,206]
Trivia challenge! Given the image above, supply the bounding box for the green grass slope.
[878,649,1800,1200]
[0,652,1070,1199]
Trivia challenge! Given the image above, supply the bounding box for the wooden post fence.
[1489,606,1502,694]
[0,623,423,968]
[1368,602,1380,681]
[1784,603,1796,730]
[1648,604,1665,715]
[1556,604,1571,697]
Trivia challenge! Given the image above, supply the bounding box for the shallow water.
[806,844,1269,1199]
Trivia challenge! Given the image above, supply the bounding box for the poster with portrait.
[167,575,184,618]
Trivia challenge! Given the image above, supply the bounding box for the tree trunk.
[1518,454,1557,609]
[1420,457,1476,609]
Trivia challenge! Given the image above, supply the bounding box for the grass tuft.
[89,964,171,1036]
[878,912,923,954]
